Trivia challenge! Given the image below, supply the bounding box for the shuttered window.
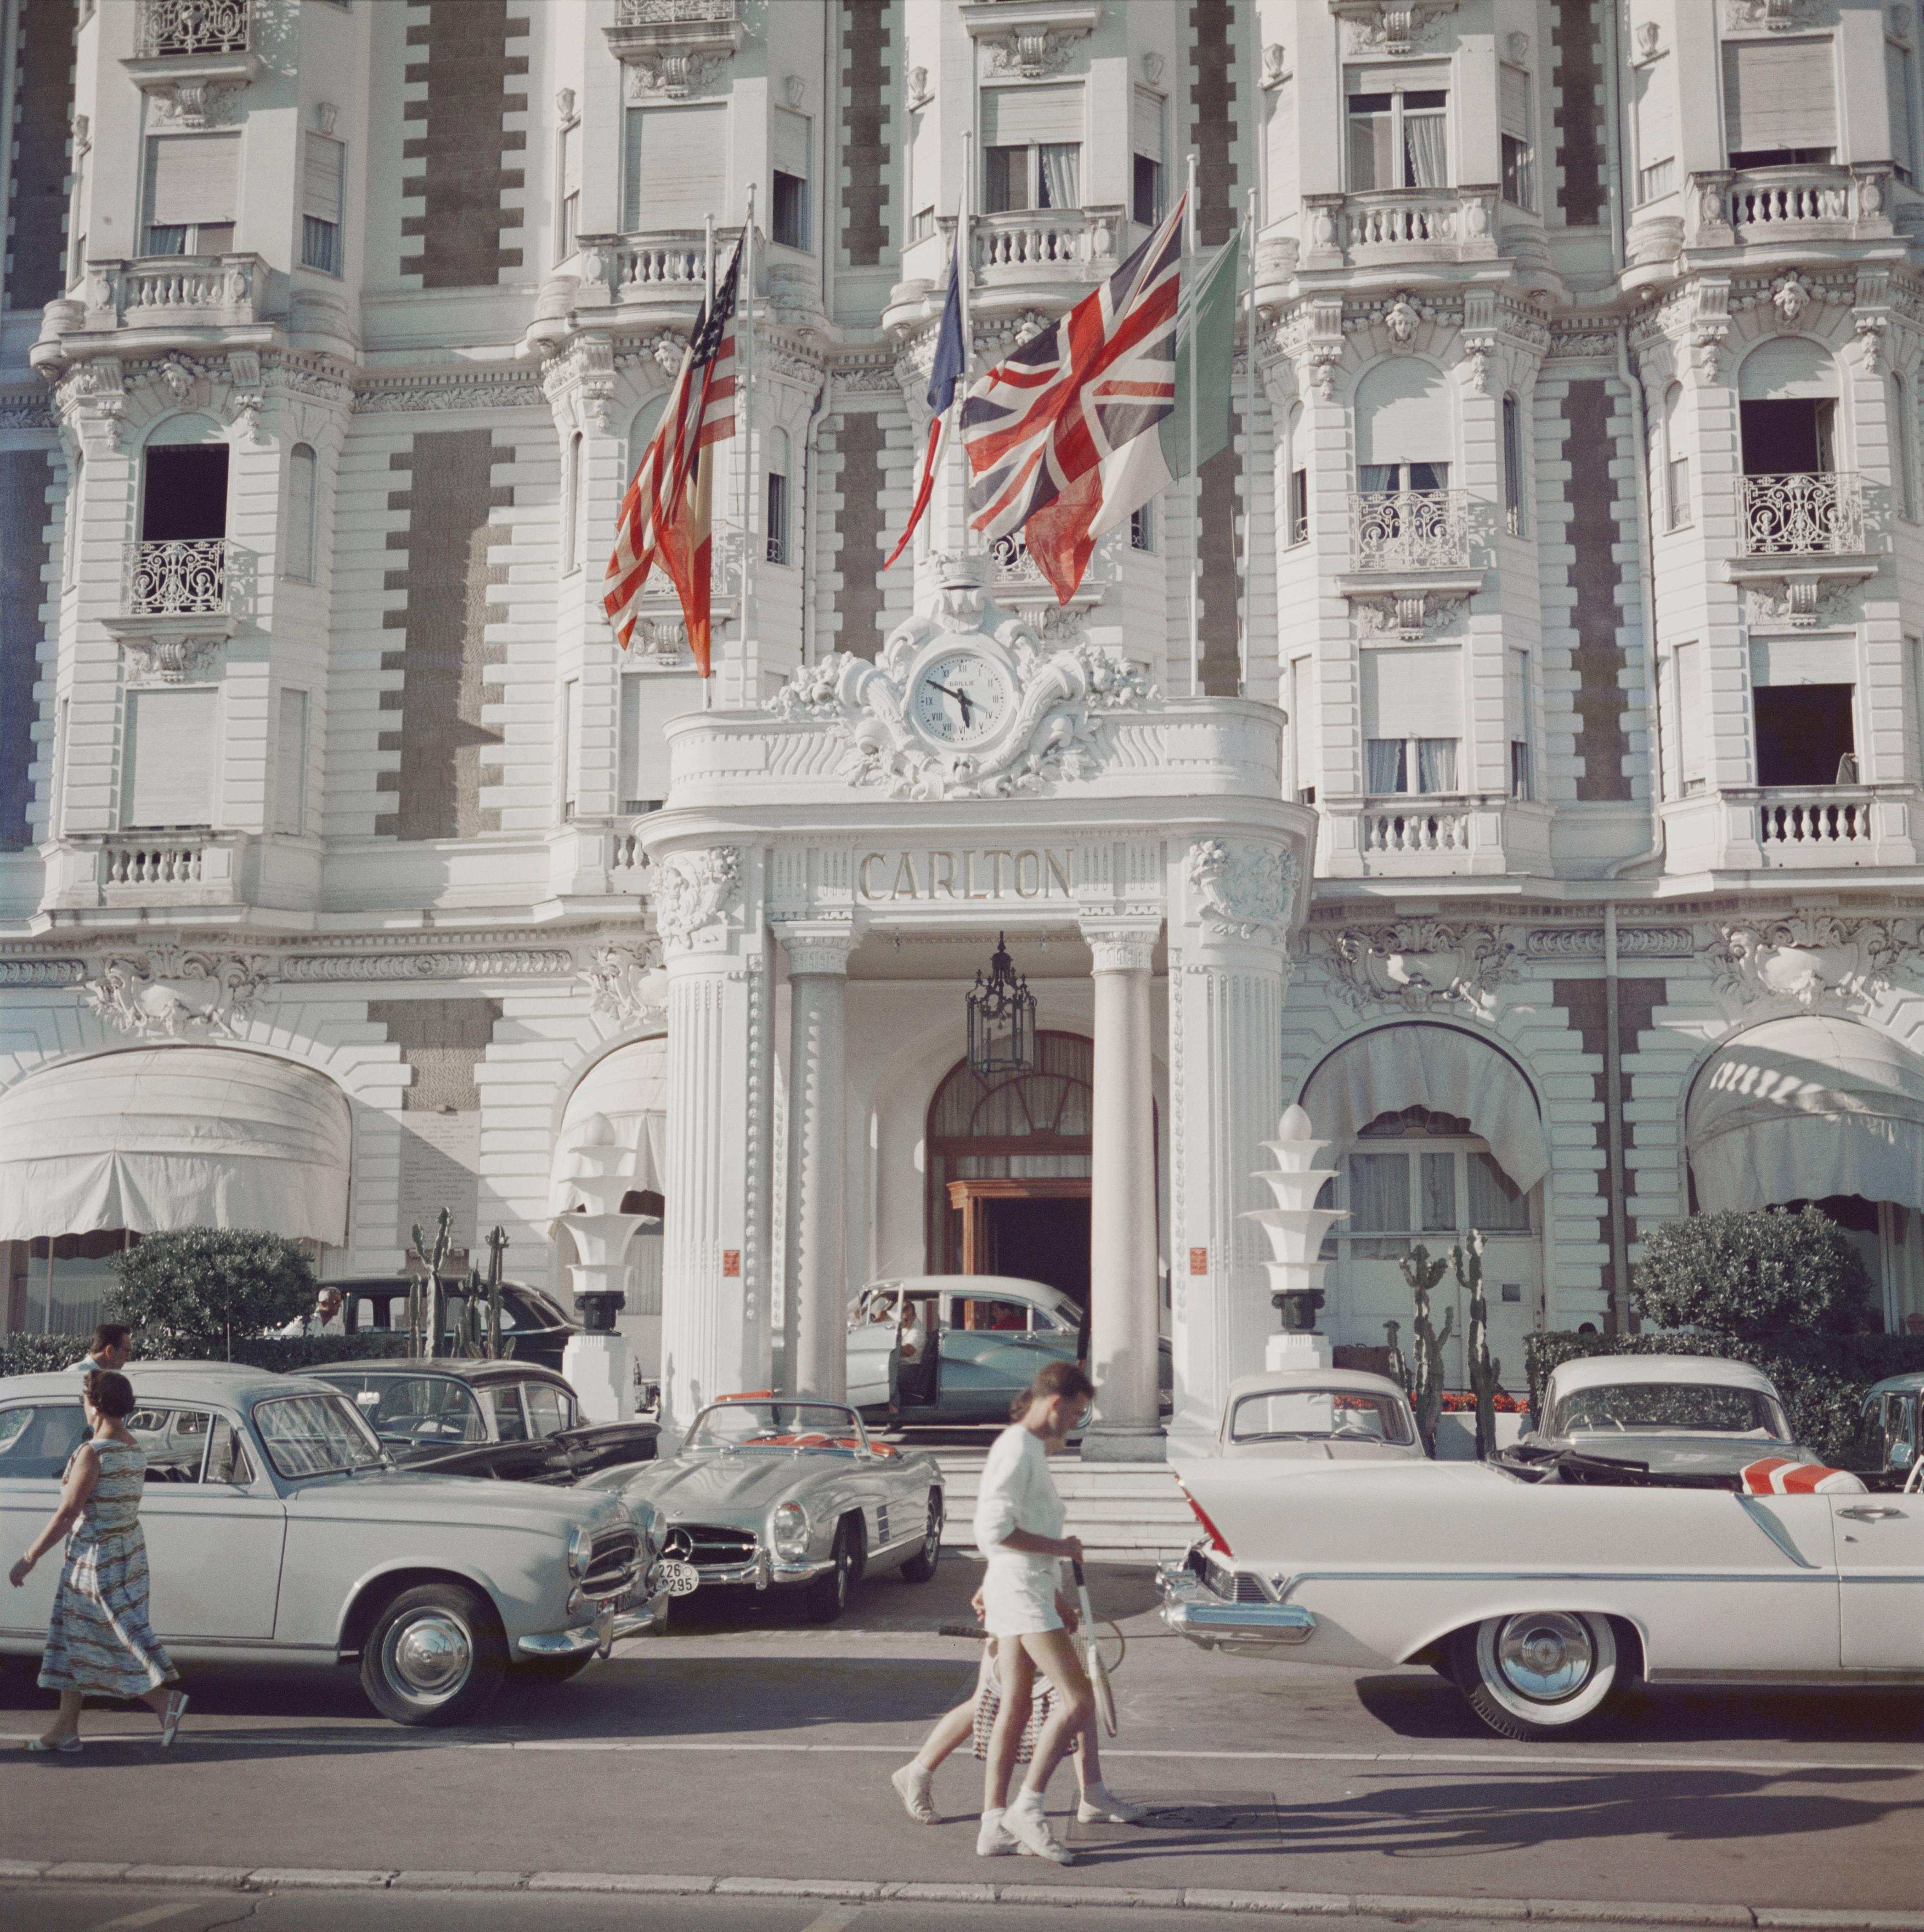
[981,85,1083,147]
[1362,647,1464,741]
[622,104,728,231]
[123,689,217,828]
[1132,87,1164,163]
[620,673,702,811]
[772,108,811,249]
[1723,38,1837,159]
[1500,67,1530,139]
[274,690,307,837]
[558,121,581,257]
[1890,41,1917,183]
[144,134,239,253]
[302,134,344,275]
[1633,58,1675,202]
[772,108,809,181]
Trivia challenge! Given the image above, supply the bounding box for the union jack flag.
[960,198,1186,603]
[603,238,742,676]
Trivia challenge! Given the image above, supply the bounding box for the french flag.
[884,222,967,569]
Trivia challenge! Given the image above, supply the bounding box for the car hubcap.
[1495,1613,1593,1701]
[386,1612,472,1701]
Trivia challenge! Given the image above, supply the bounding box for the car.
[0,1365,669,1725]
[1860,1371,1924,1483]
[1211,1367,1425,1461]
[1157,1434,1924,1746]
[1518,1354,1814,1479]
[846,1275,1173,1424]
[305,1359,659,1484]
[618,1393,945,1624]
[331,1276,581,1373]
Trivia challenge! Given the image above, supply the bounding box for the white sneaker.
[1003,1793,1075,1865]
[891,1762,937,1824]
[976,1808,1017,1857]
[1078,1783,1146,1824]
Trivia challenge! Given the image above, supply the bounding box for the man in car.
[70,1323,131,1377]
[275,1287,345,1339]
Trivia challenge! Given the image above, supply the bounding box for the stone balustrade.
[970,206,1126,289]
[1300,188,1498,267]
[1747,787,1875,861]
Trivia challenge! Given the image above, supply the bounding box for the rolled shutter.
[981,84,1083,146]
[1500,67,1530,139]
[123,689,217,828]
[1132,87,1164,162]
[1354,360,1451,468]
[146,134,241,226]
[303,135,343,221]
[1750,637,1852,687]
[772,107,809,180]
[1362,647,1464,741]
[1889,42,1916,178]
[623,103,728,230]
[1723,38,1837,154]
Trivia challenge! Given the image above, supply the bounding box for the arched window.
[1737,336,1839,476]
[766,424,790,565]
[1354,358,1451,494]
[63,447,82,587]
[139,415,228,547]
[286,443,317,581]
[1502,393,1525,535]
[562,430,584,574]
[1662,382,1690,529]
[1286,402,1307,546]
[1893,372,1915,522]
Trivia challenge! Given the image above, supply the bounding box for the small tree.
[109,1228,318,1359]
[1632,1206,1874,1343]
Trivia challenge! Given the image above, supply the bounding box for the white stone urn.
[1241,1104,1348,1372]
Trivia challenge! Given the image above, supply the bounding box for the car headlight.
[566,1522,590,1578]
[771,1500,809,1562]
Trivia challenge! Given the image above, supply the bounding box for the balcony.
[603,0,742,97]
[1686,166,1894,256]
[1661,785,1921,873]
[1348,489,1472,573]
[1750,787,1873,861]
[128,539,229,619]
[555,229,747,331]
[45,832,249,915]
[1298,188,1499,273]
[1739,472,1865,557]
[1321,792,1552,879]
[103,540,241,683]
[123,1,257,123]
[1364,798,1473,859]
[35,255,273,371]
[972,206,1124,287]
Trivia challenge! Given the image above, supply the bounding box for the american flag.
[959,198,1186,603]
[603,237,742,676]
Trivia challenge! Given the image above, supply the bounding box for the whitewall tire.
[1452,1611,1624,1742]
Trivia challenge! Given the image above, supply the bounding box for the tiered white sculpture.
[558,1112,658,1423]
[1242,1104,1348,1372]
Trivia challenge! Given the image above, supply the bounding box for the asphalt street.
[3,1560,1923,1929]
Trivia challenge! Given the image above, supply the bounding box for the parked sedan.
[1159,1438,1916,1745]
[307,1359,659,1484]
[0,1366,667,1725]
[1861,1371,1924,1482]
[619,1395,944,1624]
[333,1276,580,1373]
[1212,1368,1425,1462]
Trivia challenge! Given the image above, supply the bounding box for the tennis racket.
[1072,1560,1116,1737]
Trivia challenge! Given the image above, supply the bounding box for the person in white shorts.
[969,1358,1100,1865]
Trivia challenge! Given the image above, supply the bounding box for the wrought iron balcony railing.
[1739,472,1865,556]
[127,539,229,618]
[1348,488,1472,572]
[136,0,249,58]
[615,0,736,21]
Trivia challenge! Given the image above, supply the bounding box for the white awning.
[0,1047,351,1245]
[547,1038,668,1218]
[1687,1016,1924,1215]
[1300,1023,1552,1192]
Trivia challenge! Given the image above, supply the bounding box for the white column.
[781,922,853,1402]
[1081,920,1163,1461]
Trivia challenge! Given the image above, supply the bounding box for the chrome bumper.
[519,1569,673,1660]
[1157,1560,1317,1654]
[519,1624,605,1658]
[679,1547,831,1591]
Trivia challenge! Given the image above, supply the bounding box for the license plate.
[659,1558,701,1598]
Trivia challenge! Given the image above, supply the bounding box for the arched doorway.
[926,1031,1101,1309]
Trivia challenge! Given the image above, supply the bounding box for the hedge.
[1,1331,409,1380]
[1523,1330,1924,1465]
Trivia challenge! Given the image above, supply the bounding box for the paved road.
[4,1561,1922,1928]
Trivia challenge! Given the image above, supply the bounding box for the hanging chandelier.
[967,932,1037,1081]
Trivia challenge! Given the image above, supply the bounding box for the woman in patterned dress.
[6,1369,187,1752]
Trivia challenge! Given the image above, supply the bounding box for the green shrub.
[1631,1206,1874,1341]
[107,1228,318,1359]
[1,1330,407,1380]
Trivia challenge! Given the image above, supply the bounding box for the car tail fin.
[1173,1475,1234,1557]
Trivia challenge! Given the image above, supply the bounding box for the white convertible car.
[1163,1440,1922,1742]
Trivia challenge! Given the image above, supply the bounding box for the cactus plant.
[409,1208,454,1361]
[483,1224,509,1360]
[1397,1243,1455,1458]
[1452,1228,1501,1459]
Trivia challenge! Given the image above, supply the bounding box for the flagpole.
[703,214,715,710]
[741,185,756,714]
[958,133,973,559]
[1187,151,1200,699]
[1240,185,1256,699]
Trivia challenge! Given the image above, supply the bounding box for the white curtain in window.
[1420,1150,1457,1231]
[1039,143,1081,209]
[1366,739,1407,792]
[1403,112,1447,187]
[1467,1151,1530,1231]
[1347,1152,1410,1232]
[1416,738,1458,792]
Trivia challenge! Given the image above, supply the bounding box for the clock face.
[910,650,1012,746]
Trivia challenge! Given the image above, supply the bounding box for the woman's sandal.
[24,1736,82,1753]
[159,1690,189,1749]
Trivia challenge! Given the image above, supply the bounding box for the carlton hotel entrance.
[638,560,1315,1455]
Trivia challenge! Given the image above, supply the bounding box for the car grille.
[667,1524,759,1567]
[1199,1552,1269,1603]
[583,1526,640,1600]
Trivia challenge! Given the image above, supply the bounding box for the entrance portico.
[643,564,1315,1452]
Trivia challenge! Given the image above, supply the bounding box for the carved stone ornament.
[1725,0,1818,29]
[1383,296,1421,348]
[150,79,241,128]
[1771,273,1811,326]
[580,938,669,1028]
[1706,916,1915,1016]
[765,557,1155,802]
[1355,593,1468,641]
[655,847,742,952]
[1327,919,1518,1018]
[1261,43,1289,88]
[82,946,270,1038]
[1141,52,1164,85]
[1186,840,1296,942]
[1745,575,1860,628]
[978,26,1090,79]
[1635,21,1662,58]
[906,64,931,107]
[1339,1,1456,57]
[159,360,196,401]
[626,50,728,99]
[316,100,340,135]
[120,631,226,685]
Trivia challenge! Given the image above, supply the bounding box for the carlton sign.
[856,847,1075,904]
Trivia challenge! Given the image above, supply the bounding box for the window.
[1632,54,1675,203]
[981,85,1083,214]
[302,133,344,275]
[1508,647,1532,801]
[1287,657,1312,802]
[523,1380,573,1438]
[1499,66,1534,210]
[142,442,229,543]
[1333,1108,1533,1261]
[0,1402,92,1480]
[911,204,935,243]
[1895,374,1915,521]
[619,670,700,811]
[124,688,217,828]
[144,133,239,255]
[286,442,317,581]
[251,1395,384,1479]
[275,689,307,837]
[766,426,790,565]
[1502,393,1525,535]
[1663,382,1690,529]
[628,397,665,482]
[1362,647,1462,795]
[772,107,811,249]
[622,104,726,231]
[1752,638,1858,786]
[128,1406,215,1481]
[1740,394,1835,476]
[1346,73,1448,190]
[1289,465,1309,545]
[63,449,82,587]
[562,432,583,574]
[488,1383,530,1442]
[557,117,581,260]
[1130,501,1155,552]
[560,676,578,821]
[1910,637,1923,781]
[1673,642,1706,793]
[1891,38,1917,185]
[206,1415,255,1485]
[1132,86,1164,225]
[1723,37,1837,169]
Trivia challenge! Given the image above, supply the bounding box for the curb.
[1,1860,1920,1927]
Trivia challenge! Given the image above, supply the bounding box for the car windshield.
[1229,1388,1415,1445]
[1551,1382,1791,1439]
[331,1374,487,1445]
[251,1393,387,1479]
[685,1402,864,1452]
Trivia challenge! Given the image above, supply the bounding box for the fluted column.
[1081,920,1163,1461]
[780,921,853,1402]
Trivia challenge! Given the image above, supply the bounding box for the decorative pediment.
[961,0,1101,79]
[606,0,743,99]
[1332,1,1459,57]
[1706,916,1916,1017]
[1324,919,1517,1017]
[82,946,269,1038]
